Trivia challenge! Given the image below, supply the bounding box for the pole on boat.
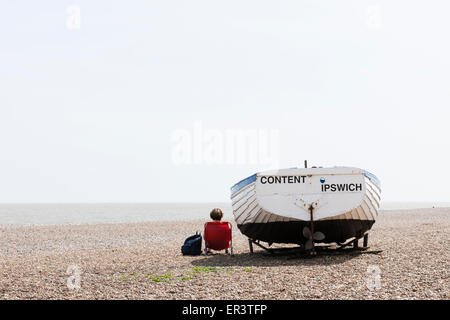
[309,204,316,255]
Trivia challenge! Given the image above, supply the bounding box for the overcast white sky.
[1,1,449,203]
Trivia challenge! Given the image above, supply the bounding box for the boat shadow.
[190,248,382,267]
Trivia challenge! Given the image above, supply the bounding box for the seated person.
[210,208,223,221]
[205,208,231,254]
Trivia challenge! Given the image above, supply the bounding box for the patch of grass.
[192,266,223,273]
[150,274,173,282]
[226,267,235,274]
[120,272,141,280]
[121,266,243,282]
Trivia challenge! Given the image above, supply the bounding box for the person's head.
[210,208,223,221]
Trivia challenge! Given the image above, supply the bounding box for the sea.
[0,202,448,226]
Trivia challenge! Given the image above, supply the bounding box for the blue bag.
[181,232,202,256]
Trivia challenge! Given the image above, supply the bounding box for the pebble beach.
[0,208,448,300]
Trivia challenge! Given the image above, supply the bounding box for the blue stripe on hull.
[363,170,381,189]
[230,174,257,196]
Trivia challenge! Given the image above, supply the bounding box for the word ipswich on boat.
[321,183,363,192]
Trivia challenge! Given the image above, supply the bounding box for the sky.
[0,1,449,203]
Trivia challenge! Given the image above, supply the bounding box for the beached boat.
[230,166,381,251]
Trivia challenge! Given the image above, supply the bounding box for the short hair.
[210,208,223,221]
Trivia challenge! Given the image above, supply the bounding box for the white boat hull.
[230,167,381,244]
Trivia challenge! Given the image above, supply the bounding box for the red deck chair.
[203,221,233,255]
